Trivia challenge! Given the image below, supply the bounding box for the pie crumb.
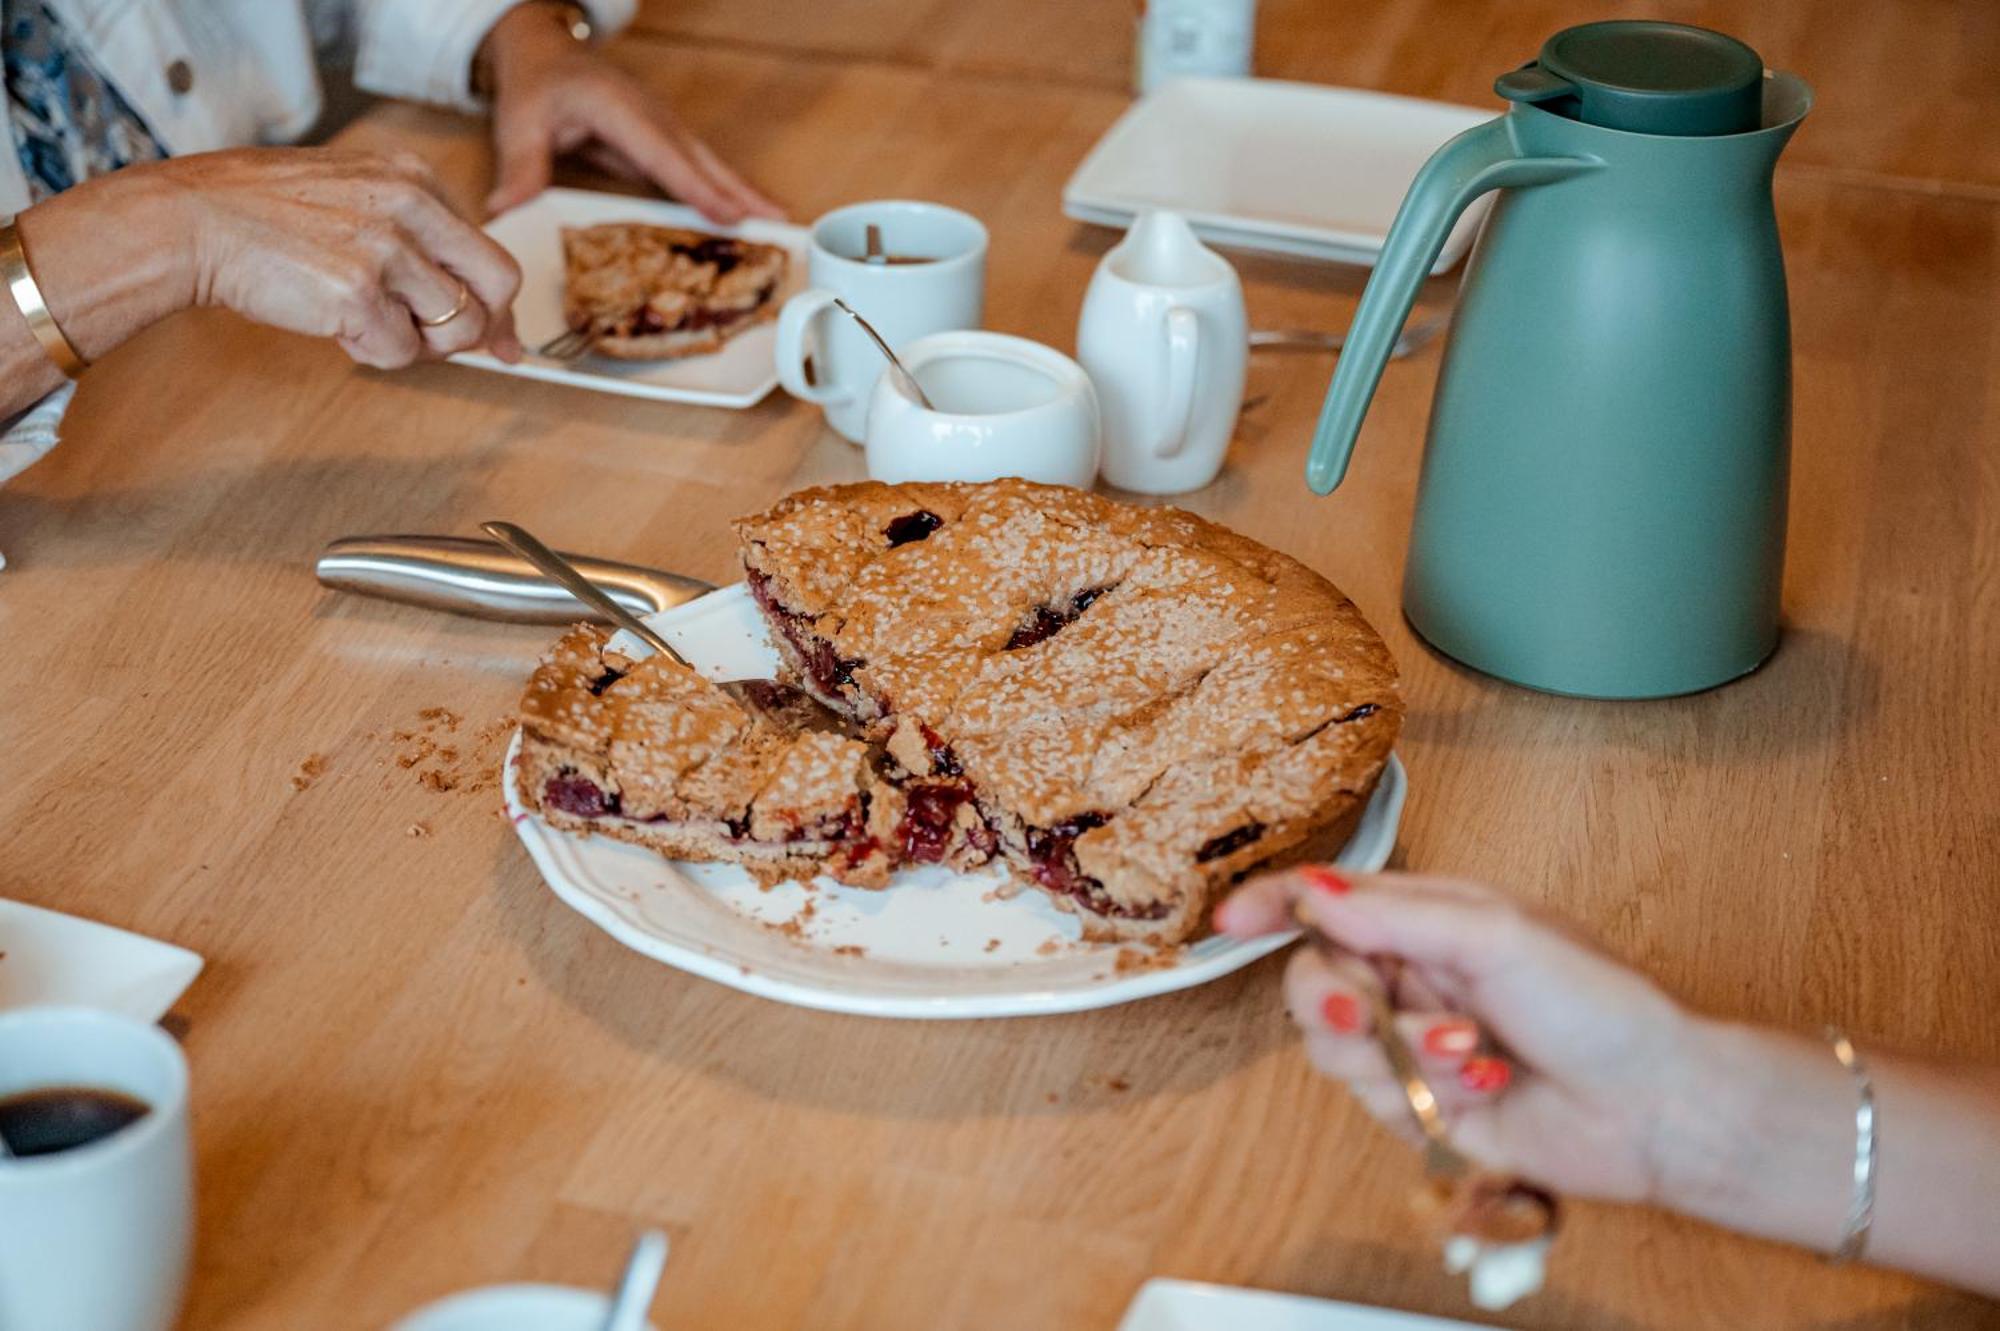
[1113,945,1183,974]
[406,822,431,838]
[983,938,1001,953]
[291,754,329,792]
[832,944,866,958]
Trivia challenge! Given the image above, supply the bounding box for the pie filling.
[747,568,864,702]
[540,768,860,849]
[1020,812,1168,921]
[735,566,1183,917]
[624,280,777,337]
[1004,584,1114,651]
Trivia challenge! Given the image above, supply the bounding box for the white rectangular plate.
[450,188,810,408]
[1119,1280,1490,1331]
[505,585,1407,1020]
[0,897,204,1022]
[1064,77,1496,272]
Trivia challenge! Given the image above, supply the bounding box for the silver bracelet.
[1823,1027,1876,1264]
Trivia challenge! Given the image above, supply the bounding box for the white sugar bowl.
[863,330,1100,488]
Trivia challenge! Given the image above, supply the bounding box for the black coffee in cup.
[0,1086,149,1157]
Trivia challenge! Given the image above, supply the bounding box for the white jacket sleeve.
[350,0,637,113]
[0,382,75,570]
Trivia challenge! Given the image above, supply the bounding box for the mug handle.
[1152,305,1200,459]
[775,288,852,406]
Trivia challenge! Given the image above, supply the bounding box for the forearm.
[1660,1018,2000,1294]
[473,1,584,97]
[1,166,191,414]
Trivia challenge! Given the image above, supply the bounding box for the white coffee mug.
[1076,210,1247,494]
[776,200,988,443]
[0,1006,193,1331]
[865,330,1099,488]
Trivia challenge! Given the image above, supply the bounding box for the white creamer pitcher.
[1076,210,1246,494]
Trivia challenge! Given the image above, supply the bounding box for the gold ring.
[417,280,471,328]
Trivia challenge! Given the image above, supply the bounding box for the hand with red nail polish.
[1218,867,2000,1299]
[1224,867,1704,1206]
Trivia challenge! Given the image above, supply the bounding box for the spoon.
[601,1229,669,1331]
[831,297,935,410]
[480,521,856,737]
[1292,904,1557,1246]
[864,223,886,265]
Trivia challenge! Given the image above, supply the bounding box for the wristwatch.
[472,2,594,97]
[550,2,593,43]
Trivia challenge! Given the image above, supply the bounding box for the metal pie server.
[314,534,714,624]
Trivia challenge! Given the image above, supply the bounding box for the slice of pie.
[516,479,1401,945]
[559,223,788,360]
[516,628,908,886]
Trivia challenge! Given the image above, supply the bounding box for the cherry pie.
[559,223,787,359]
[517,480,1400,944]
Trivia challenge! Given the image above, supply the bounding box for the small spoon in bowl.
[602,1229,669,1331]
[831,297,935,410]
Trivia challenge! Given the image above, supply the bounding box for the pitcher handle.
[1152,306,1200,459]
[1305,115,1600,495]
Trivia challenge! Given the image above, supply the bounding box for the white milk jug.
[1076,210,1246,494]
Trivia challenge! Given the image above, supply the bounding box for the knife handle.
[314,535,714,624]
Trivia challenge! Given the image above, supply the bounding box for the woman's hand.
[478,4,782,222]
[1216,869,1712,1204]
[1220,868,2000,1295]
[157,147,523,367]
[11,146,521,385]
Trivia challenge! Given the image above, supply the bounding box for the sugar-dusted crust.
[559,224,787,360]
[515,624,901,888]
[732,480,1402,943]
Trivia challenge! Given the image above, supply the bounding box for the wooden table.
[4,3,1997,1327]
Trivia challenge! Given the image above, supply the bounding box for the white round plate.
[389,1283,654,1331]
[505,585,1407,1019]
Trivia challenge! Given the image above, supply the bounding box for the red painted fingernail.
[1321,992,1362,1033]
[1459,1055,1512,1093]
[1300,866,1351,895]
[1422,1019,1480,1058]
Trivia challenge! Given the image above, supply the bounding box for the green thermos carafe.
[1308,22,1813,698]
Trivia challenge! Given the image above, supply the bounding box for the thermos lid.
[1495,20,1765,136]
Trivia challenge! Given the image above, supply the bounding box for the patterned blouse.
[2,0,167,203]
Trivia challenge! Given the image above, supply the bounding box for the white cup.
[1077,210,1247,494]
[775,200,988,442]
[864,330,1100,488]
[0,1006,193,1331]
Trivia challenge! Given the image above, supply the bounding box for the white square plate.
[1064,78,1496,272]
[0,897,204,1022]
[1118,1280,1489,1331]
[450,188,811,408]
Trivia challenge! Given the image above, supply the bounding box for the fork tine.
[536,328,595,360]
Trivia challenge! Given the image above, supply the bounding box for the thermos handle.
[1305,116,1600,494]
[1152,305,1200,459]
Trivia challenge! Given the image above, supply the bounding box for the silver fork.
[536,325,599,361]
[1250,311,1449,360]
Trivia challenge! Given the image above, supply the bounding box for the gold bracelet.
[0,221,87,379]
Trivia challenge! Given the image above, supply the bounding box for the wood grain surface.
[2,5,1997,1329]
